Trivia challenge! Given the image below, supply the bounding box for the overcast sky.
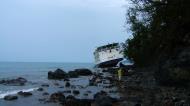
[0,0,130,63]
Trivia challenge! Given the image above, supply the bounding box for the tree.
[125,0,190,67]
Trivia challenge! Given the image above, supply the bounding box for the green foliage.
[125,0,190,67]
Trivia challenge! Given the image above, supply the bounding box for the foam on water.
[0,87,38,99]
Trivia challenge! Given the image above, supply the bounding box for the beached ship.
[94,43,124,68]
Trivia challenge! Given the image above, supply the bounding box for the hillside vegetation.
[125,0,190,86]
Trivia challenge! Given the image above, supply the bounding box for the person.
[118,67,122,81]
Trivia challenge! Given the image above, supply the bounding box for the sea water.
[0,62,94,99]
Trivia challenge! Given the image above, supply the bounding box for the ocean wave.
[0,87,38,99]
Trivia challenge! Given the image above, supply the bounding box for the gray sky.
[0,0,129,63]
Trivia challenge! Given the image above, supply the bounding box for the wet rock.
[48,68,67,79]
[74,68,92,76]
[54,83,59,86]
[62,90,71,93]
[71,85,76,89]
[77,85,85,89]
[42,92,49,96]
[17,91,32,97]
[94,91,118,106]
[37,88,44,91]
[0,77,27,86]
[84,93,88,96]
[59,86,64,88]
[66,95,76,100]
[67,68,92,78]
[65,82,70,87]
[49,92,65,103]
[68,71,79,78]
[86,91,92,93]
[4,95,18,101]
[73,90,80,95]
[65,95,77,106]
[38,98,46,102]
[65,95,91,106]
[41,84,49,87]
[89,80,97,86]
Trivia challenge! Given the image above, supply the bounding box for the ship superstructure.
[94,43,124,67]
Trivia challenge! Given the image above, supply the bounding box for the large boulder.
[48,68,67,79]
[0,77,27,86]
[74,68,92,76]
[4,95,18,101]
[67,68,93,78]
[67,71,79,78]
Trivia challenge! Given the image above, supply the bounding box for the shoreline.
[0,68,122,106]
[1,64,189,106]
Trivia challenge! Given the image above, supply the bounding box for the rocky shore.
[1,64,190,106]
[0,68,121,106]
[115,67,190,106]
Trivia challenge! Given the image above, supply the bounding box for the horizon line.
[0,61,94,64]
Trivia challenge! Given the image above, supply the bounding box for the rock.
[65,95,77,106]
[62,90,71,93]
[65,95,92,106]
[4,95,18,101]
[86,91,92,93]
[84,93,88,96]
[17,91,32,97]
[71,85,76,89]
[48,68,67,79]
[68,71,79,78]
[89,80,97,86]
[54,83,59,86]
[49,92,65,103]
[66,95,76,100]
[73,90,80,95]
[41,84,49,87]
[42,92,49,96]
[38,98,46,102]
[37,88,44,91]
[94,91,118,106]
[0,77,27,86]
[65,82,70,87]
[67,68,92,78]
[59,86,64,88]
[74,68,92,76]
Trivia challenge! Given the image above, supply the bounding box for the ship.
[94,43,124,68]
